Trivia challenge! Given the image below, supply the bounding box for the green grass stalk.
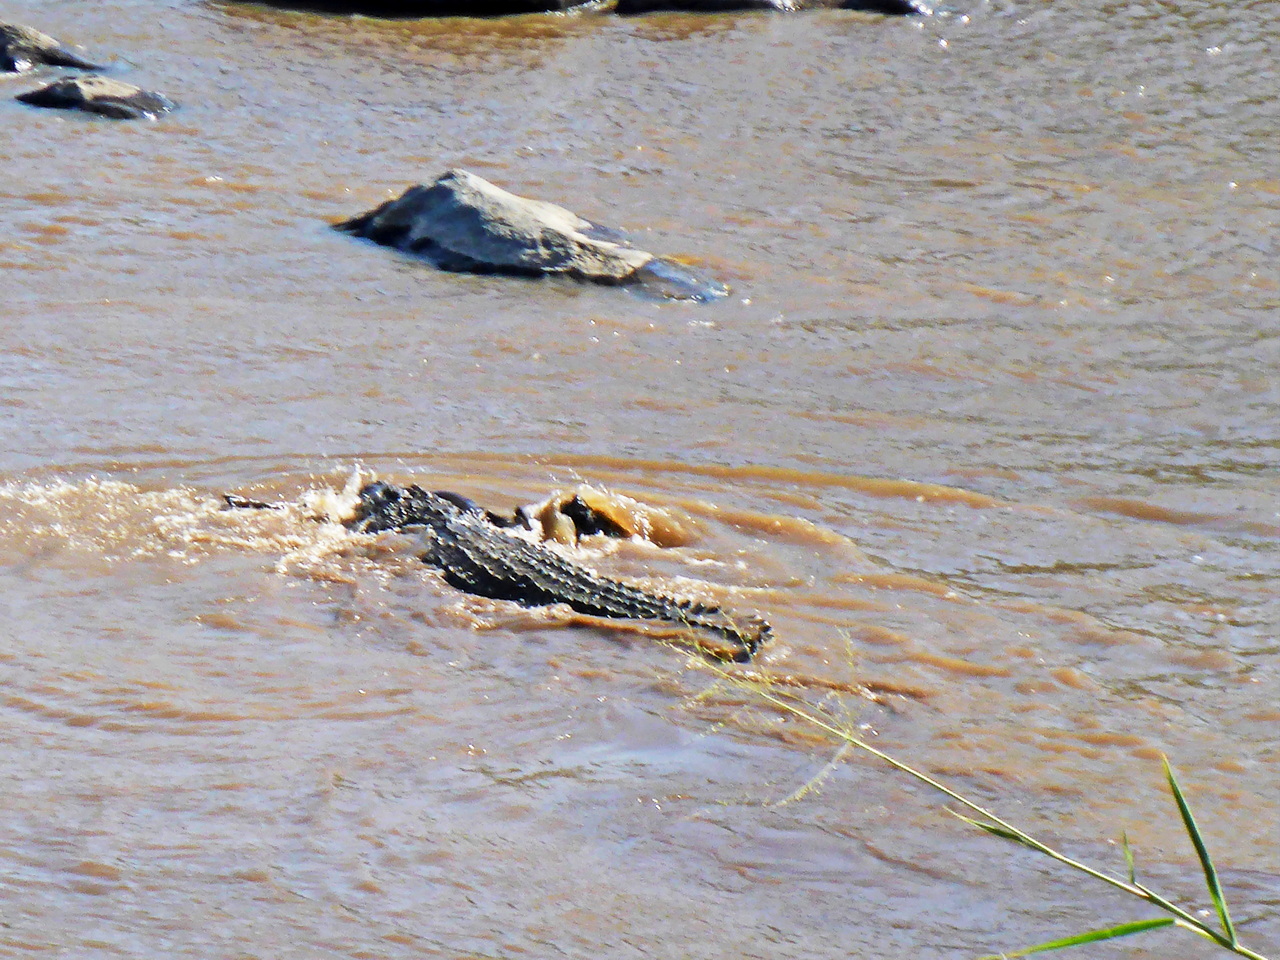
[710,669,1270,960]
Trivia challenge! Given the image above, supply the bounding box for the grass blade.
[702,656,1274,959]
[1121,832,1136,885]
[1163,755,1236,945]
[949,809,1028,845]
[979,918,1176,959]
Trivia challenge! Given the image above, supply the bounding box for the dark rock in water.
[232,0,597,15]
[1,23,103,72]
[842,0,930,14]
[339,170,650,281]
[616,0,927,12]
[16,76,176,119]
[337,169,727,302]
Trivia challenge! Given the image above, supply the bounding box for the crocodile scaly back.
[351,482,769,661]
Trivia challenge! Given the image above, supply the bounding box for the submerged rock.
[0,23,102,72]
[337,169,727,302]
[15,76,176,119]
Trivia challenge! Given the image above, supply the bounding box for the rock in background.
[337,169,728,302]
[16,76,176,120]
[0,22,102,72]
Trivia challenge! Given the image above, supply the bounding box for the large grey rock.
[0,23,102,72]
[16,76,176,120]
[337,169,727,301]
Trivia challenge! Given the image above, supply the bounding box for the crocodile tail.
[723,614,771,663]
[733,615,773,663]
[668,597,770,663]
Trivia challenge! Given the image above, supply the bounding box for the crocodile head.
[350,482,459,534]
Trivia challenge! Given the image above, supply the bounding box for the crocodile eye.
[364,482,399,504]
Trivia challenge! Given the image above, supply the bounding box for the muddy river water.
[1,0,1278,956]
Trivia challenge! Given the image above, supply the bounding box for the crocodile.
[350,481,769,661]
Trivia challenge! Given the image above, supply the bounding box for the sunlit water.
[1,0,1277,956]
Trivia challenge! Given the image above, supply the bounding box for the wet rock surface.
[338,169,727,301]
[0,22,102,72]
[16,76,176,119]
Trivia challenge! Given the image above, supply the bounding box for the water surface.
[1,0,1278,956]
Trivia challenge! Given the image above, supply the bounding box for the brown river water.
[2,0,1278,956]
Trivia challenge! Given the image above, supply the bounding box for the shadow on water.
[210,0,794,46]
[204,0,610,68]
[205,0,604,45]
